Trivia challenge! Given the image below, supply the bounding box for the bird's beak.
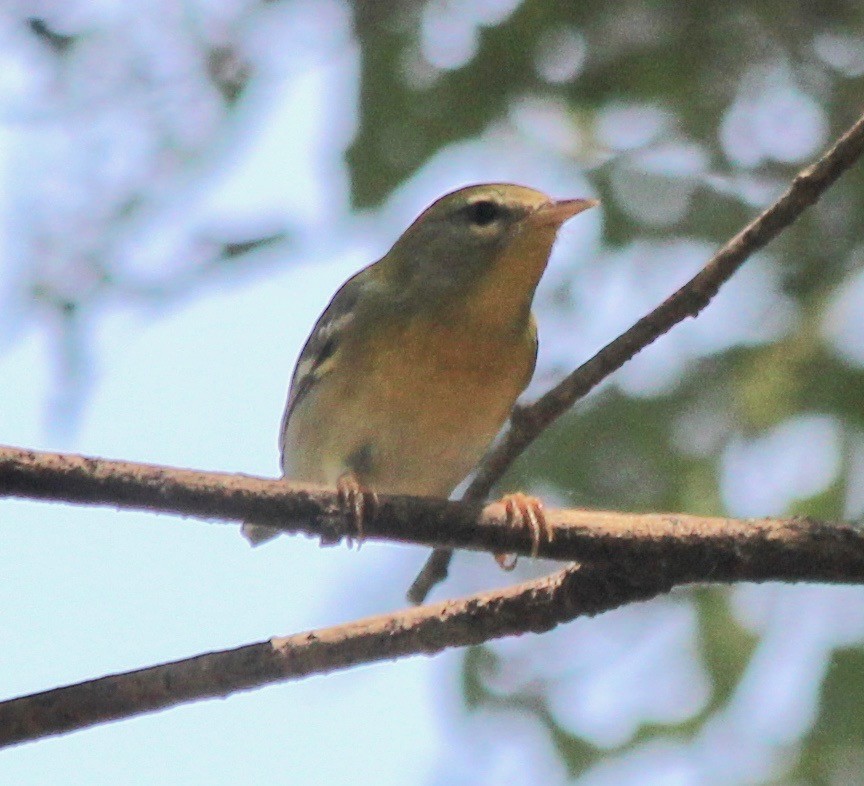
[530,197,599,227]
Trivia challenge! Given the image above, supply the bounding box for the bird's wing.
[280,268,368,443]
[246,281,365,545]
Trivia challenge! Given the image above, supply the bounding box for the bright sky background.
[0,11,605,783]
[3,3,864,785]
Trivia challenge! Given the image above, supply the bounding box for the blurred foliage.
[1,8,295,426]
[5,0,864,782]
[800,648,864,784]
[347,0,864,782]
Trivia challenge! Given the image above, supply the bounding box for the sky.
[0,8,602,783]
[0,13,447,782]
[2,3,864,785]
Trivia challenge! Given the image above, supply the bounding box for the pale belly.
[282,319,535,498]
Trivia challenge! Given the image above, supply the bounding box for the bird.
[241,183,597,597]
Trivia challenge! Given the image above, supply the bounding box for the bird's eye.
[466,200,501,227]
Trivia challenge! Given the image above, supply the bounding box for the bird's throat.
[456,224,558,334]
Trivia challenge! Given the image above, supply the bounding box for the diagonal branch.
[407,109,864,604]
[4,523,864,749]
[0,566,668,748]
[4,442,864,749]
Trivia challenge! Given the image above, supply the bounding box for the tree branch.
[3,111,864,750]
[3,515,864,749]
[407,109,864,603]
[4,444,864,572]
[3,441,864,749]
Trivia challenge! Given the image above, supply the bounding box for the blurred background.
[1,1,864,783]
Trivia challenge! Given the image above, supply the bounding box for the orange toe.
[494,492,549,569]
[336,472,378,548]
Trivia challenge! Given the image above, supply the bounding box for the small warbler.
[242,183,597,586]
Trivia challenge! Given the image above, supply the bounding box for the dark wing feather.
[280,269,368,433]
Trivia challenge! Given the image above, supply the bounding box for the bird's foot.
[337,472,377,548]
[494,492,550,570]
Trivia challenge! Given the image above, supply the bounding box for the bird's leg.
[495,492,551,570]
[337,471,378,548]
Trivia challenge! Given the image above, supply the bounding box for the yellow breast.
[283,311,536,497]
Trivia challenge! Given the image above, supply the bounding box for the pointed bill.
[529,197,599,227]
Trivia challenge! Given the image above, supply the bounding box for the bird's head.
[380,183,598,302]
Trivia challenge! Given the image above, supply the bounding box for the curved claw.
[337,472,378,548]
[494,492,551,569]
